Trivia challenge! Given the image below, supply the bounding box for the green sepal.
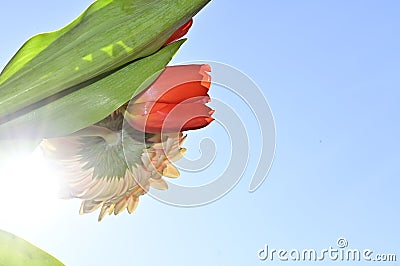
[0,0,210,120]
[76,111,151,181]
[0,229,64,266]
[0,40,185,140]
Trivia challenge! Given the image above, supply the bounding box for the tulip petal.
[162,102,214,132]
[127,102,214,133]
[133,65,211,104]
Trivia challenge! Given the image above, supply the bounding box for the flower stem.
[71,125,120,145]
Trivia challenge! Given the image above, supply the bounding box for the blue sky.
[1,1,399,265]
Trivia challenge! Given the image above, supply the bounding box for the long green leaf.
[0,40,185,139]
[0,0,210,120]
[0,229,64,266]
[0,0,112,84]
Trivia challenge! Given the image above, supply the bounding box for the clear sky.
[0,1,399,265]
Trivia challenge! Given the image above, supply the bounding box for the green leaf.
[0,229,64,266]
[0,0,210,120]
[0,0,113,85]
[0,40,185,139]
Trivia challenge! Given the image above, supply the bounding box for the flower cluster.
[41,20,214,220]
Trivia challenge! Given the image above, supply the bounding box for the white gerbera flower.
[41,110,186,221]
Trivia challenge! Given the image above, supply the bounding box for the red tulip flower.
[126,64,214,134]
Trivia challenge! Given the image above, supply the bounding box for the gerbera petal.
[149,178,169,190]
[127,197,140,214]
[163,163,180,178]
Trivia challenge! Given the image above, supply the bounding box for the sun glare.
[0,146,61,228]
